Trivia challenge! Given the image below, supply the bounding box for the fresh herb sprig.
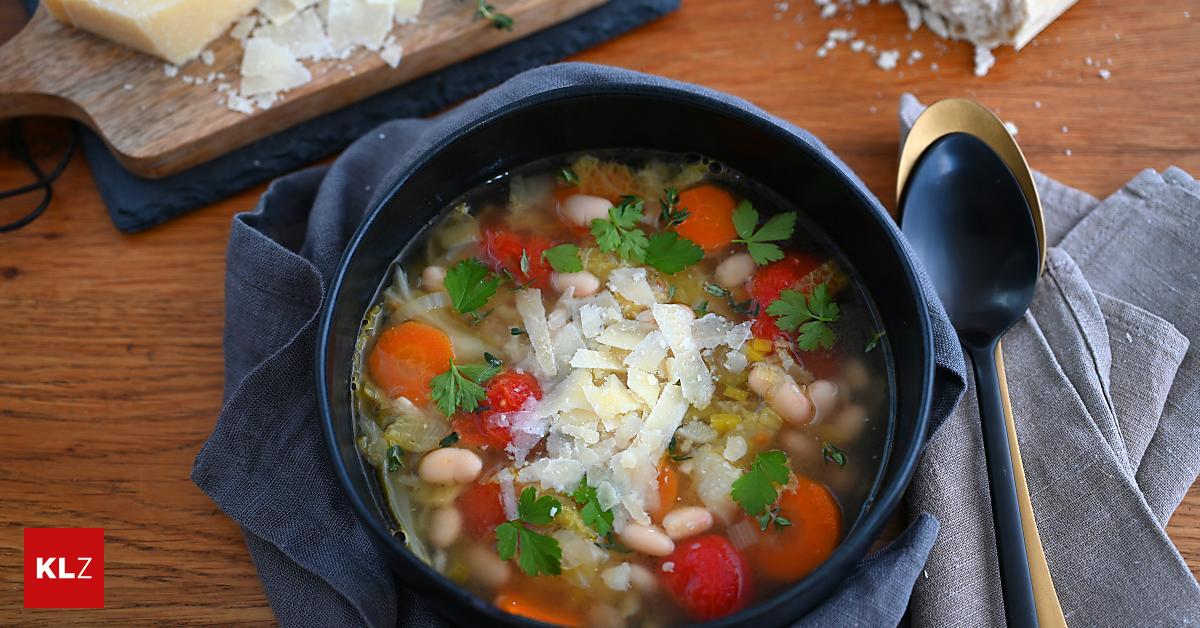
[864,331,886,353]
[496,487,563,576]
[591,196,650,263]
[731,201,797,265]
[543,244,583,273]
[386,445,404,472]
[766,283,840,351]
[822,442,847,466]
[559,167,580,186]
[474,0,514,30]
[572,477,614,539]
[730,450,793,531]
[659,187,689,227]
[429,353,502,416]
[444,258,499,315]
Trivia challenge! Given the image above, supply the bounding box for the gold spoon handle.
[995,339,1067,627]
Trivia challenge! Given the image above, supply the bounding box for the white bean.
[772,378,815,425]
[551,270,600,297]
[714,253,756,290]
[662,507,714,540]
[829,403,868,441]
[779,428,820,463]
[619,523,675,557]
[627,563,658,594]
[561,194,613,227]
[808,379,841,423]
[421,265,446,292]
[428,506,462,549]
[842,358,871,393]
[748,363,814,425]
[417,448,482,485]
[465,543,510,588]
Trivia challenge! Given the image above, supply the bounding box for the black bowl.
[317,83,935,626]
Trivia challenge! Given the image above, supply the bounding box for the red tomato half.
[660,534,751,621]
[456,482,507,538]
[482,228,555,289]
[749,254,821,340]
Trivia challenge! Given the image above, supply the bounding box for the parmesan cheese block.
[43,0,260,64]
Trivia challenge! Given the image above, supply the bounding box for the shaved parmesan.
[597,320,655,350]
[687,449,741,522]
[653,304,715,409]
[583,375,641,420]
[240,36,312,95]
[692,314,732,350]
[394,0,423,22]
[625,368,661,407]
[259,0,301,23]
[254,8,332,59]
[607,268,657,306]
[570,348,623,371]
[636,383,688,457]
[551,323,586,372]
[516,289,557,378]
[579,304,606,338]
[623,331,669,372]
[327,0,392,51]
[725,321,752,350]
[231,15,258,40]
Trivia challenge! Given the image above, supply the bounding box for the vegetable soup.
[352,151,892,626]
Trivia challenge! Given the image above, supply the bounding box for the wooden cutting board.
[0,0,605,178]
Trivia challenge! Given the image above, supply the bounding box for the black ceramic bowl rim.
[317,82,935,626]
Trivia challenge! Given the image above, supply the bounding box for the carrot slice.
[494,591,584,626]
[745,475,842,581]
[367,321,454,404]
[675,184,738,252]
[653,460,679,521]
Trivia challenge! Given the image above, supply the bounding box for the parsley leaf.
[495,487,563,577]
[731,201,797,265]
[645,232,704,274]
[386,445,404,472]
[474,0,514,30]
[693,301,708,315]
[730,450,792,518]
[559,168,579,186]
[591,196,649,263]
[444,258,500,315]
[543,244,583,273]
[864,330,886,353]
[756,505,793,532]
[659,187,689,228]
[429,355,502,416]
[572,477,614,538]
[765,283,840,350]
[822,442,847,466]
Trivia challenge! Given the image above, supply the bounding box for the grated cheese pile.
[496,273,754,531]
[168,0,422,114]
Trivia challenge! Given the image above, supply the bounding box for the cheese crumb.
[601,563,632,591]
[876,49,900,71]
[974,45,996,77]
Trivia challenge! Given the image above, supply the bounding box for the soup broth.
[352,151,892,626]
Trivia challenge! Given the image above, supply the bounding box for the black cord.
[0,120,79,233]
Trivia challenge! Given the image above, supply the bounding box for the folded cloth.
[900,94,1200,627]
[18,0,680,233]
[192,63,968,627]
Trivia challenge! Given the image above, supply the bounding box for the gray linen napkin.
[192,64,967,628]
[901,94,1200,627]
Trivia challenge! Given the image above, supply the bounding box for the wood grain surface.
[0,0,604,177]
[1,0,1198,623]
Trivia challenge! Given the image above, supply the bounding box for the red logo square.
[23,528,105,609]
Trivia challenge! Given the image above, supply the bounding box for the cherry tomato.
[457,371,543,448]
[660,534,750,621]
[482,228,555,289]
[456,482,507,538]
[749,254,821,340]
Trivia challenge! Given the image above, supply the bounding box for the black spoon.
[900,131,1041,626]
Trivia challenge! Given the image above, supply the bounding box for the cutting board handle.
[0,6,89,123]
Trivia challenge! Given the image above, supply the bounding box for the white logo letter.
[77,557,93,580]
[36,557,56,579]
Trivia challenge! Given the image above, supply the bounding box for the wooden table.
[1,0,1197,623]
